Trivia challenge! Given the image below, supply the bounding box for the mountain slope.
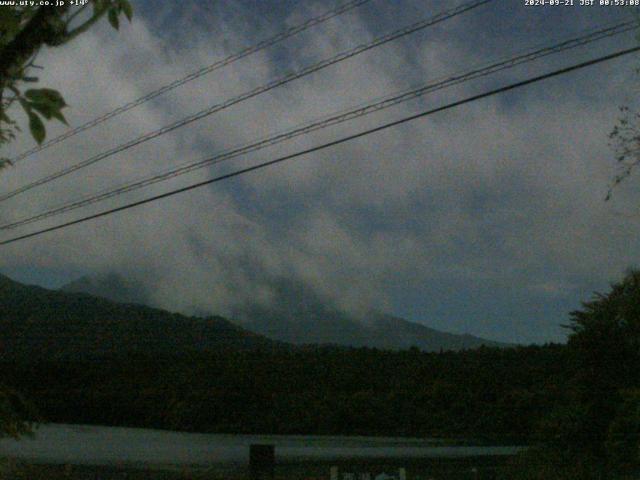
[235,292,507,350]
[62,272,150,306]
[0,274,272,361]
[364,313,507,350]
[60,273,508,351]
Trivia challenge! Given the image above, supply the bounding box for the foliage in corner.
[605,15,640,201]
[0,386,38,439]
[507,269,640,479]
[0,0,132,166]
[0,0,132,440]
[607,105,640,201]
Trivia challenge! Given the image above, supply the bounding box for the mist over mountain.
[60,273,508,351]
[62,272,151,306]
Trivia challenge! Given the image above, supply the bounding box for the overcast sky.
[1,0,639,344]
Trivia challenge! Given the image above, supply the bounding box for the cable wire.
[8,0,374,164]
[1,44,638,246]
[0,20,635,231]
[0,0,493,203]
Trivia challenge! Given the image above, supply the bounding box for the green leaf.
[29,101,68,124]
[108,8,119,30]
[50,109,68,126]
[0,158,12,171]
[119,0,133,21]
[27,111,45,145]
[92,0,108,14]
[0,9,21,42]
[25,88,66,108]
[24,89,68,126]
[29,102,55,120]
[17,97,30,113]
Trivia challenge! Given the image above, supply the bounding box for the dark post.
[249,444,275,480]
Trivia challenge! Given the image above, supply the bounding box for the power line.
[8,0,374,164]
[1,44,637,247]
[0,20,635,231]
[0,0,492,203]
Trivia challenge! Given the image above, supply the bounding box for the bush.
[0,386,37,439]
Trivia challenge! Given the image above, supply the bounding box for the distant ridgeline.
[60,272,509,351]
[0,273,568,441]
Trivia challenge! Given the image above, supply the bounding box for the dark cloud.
[1,0,639,343]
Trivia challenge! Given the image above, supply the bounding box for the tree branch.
[0,6,69,85]
[62,6,110,44]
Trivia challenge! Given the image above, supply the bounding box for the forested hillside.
[0,274,271,361]
[0,345,568,441]
[0,273,564,441]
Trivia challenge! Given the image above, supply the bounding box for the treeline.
[0,343,568,442]
[2,270,640,478]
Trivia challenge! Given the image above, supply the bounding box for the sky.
[1,0,640,344]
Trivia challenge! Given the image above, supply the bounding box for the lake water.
[0,424,523,469]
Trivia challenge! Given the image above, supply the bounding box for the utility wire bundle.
[1,0,638,246]
[8,0,374,164]
[0,0,491,203]
[1,20,635,233]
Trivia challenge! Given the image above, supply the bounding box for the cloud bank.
[0,0,638,343]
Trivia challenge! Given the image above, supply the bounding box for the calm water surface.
[0,424,523,468]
